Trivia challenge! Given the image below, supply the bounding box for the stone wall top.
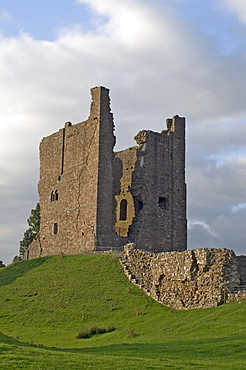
[121,244,242,309]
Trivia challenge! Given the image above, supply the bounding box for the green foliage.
[27,203,40,233]
[76,325,116,339]
[19,203,40,257]
[0,254,245,369]
[12,256,23,263]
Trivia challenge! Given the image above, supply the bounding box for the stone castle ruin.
[25,86,245,309]
[26,86,187,259]
[120,244,246,309]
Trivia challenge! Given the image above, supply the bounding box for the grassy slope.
[0,254,245,369]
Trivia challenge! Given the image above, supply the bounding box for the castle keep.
[26,86,187,259]
[24,87,246,310]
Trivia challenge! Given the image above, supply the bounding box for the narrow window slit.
[54,223,58,235]
[120,199,127,221]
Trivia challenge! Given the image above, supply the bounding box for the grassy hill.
[0,254,245,369]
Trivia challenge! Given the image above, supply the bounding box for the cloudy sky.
[1,0,246,264]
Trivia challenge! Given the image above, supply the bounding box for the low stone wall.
[24,234,42,260]
[120,244,242,310]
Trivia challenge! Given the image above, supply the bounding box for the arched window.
[120,199,127,221]
[51,191,55,202]
[55,190,58,201]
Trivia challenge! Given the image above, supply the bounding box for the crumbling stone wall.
[26,86,187,259]
[236,256,246,285]
[24,234,42,259]
[27,87,116,259]
[121,244,241,309]
[113,116,187,252]
[114,147,137,238]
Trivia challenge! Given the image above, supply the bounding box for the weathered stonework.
[114,115,187,252]
[22,86,246,310]
[120,244,242,309]
[236,256,246,285]
[25,86,187,259]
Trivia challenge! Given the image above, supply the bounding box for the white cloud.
[189,221,218,238]
[232,202,246,213]
[1,0,246,264]
[0,12,11,21]
[78,0,159,40]
[221,0,246,23]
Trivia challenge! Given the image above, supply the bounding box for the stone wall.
[25,86,187,259]
[120,244,242,309]
[28,87,116,259]
[114,147,137,238]
[24,234,42,259]
[236,256,246,285]
[113,116,187,252]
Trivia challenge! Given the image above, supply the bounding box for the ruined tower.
[26,86,187,259]
[114,116,187,252]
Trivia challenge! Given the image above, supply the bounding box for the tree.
[12,255,22,263]
[19,203,40,258]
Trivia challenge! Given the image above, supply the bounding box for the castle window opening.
[55,190,59,201]
[134,196,143,216]
[138,200,143,212]
[50,191,55,202]
[158,197,168,210]
[120,199,127,221]
[54,223,58,235]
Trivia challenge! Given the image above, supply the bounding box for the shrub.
[76,325,116,339]
[107,326,116,333]
[76,329,90,339]
[126,328,137,337]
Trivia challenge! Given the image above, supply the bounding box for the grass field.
[0,254,245,369]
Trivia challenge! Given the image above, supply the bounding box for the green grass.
[0,254,245,369]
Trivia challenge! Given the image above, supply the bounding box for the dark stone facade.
[236,256,246,285]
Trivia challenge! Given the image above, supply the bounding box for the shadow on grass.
[0,258,47,287]
[58,335,246,358]
[0,330,245,368]
[0,332,32,347]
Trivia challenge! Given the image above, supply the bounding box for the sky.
[1,0,246,264]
